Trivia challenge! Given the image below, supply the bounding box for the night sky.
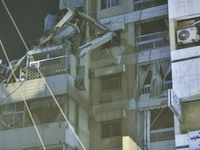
[0,0,59,63]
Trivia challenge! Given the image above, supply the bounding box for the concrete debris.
[0,7,114,84]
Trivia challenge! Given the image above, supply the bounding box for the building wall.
[182,100,200,133]
[0,122,66,150]
[168,0,200,20]
[96,0,134,20]
[90,110,137,150]
[151,140,175,150]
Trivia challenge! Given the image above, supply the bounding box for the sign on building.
[188,130,200,150]
[168,89,182,122]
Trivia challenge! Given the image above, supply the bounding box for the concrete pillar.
[169,19,177,51]
[70,55,77,79]
[174,115,182,135]
[147,110,151,150]
[143,110,151,150]
[144,111,147,150]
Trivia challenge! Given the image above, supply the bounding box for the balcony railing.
[27,56,66,80]
[151,127,174,142]
[141,80,172,94]
[136,30,169,51]
[134,0,168,11]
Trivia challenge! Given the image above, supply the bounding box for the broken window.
[101,120,122,138]
[0,102,24,131]
[102,31,121,49]
[101,0,120,9]
[150,108,174,142]
[137,59,171,96]
[136,18,169,51]
[134,0,168,11]
[30,96,65,124]
[101,73,121,91]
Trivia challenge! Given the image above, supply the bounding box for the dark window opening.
[33,107,60,124]
[144,71,152,85]
[101,120,122,138]
[136,18,169,51]
[138,19,168,35]
[101,0,120,9]
[150,108,174,142]
[102,31,121,48]
[134,0,168,11]
[101,73,121,91]
[165,71,172,81]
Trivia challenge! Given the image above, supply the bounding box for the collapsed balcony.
[27,55,67,80]
[134,0,168,11]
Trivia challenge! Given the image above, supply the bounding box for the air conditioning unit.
[177,27,200,44]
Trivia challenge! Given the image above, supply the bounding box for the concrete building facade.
[0,0,200,150]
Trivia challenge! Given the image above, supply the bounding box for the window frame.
[101,0,120,10]
[101,120,122,138]
[101,73,121,91]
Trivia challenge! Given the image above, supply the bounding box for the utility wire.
[2,1,87,149]
[0,40,46,150]
[137,105,166,145]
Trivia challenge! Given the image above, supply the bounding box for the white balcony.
[0,73,76,105]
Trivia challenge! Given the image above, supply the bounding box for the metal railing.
[150,127,174,142]
[141,80,172,94]
[27,56,66,80]
[134,0,167,11]
[136,30,169,51]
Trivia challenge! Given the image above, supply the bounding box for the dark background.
[0,0,59,63]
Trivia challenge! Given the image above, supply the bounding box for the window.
[134,0,168,11]
[101,0,120,9]
[150,108,174,141]
[101,73,121,91]
[135,18,169,51]
[101,120,122,138]
[137,59,172,96]
[102,31,121,49]
[0,102,24,130]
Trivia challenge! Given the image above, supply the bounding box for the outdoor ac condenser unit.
[177,27,200,44]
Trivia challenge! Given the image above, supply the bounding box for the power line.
[0,81,24,105]
[0,40,46,150]
[2,1,87,149]
[137,105,166,145]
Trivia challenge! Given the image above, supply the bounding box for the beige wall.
[90,23,136,105]
[90,64,135,105]
[90,110,137,150]
[0,122,66,150]
[182,100,200,133]
[122,136,141,150]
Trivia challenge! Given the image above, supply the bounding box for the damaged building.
[1,0,200,150]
